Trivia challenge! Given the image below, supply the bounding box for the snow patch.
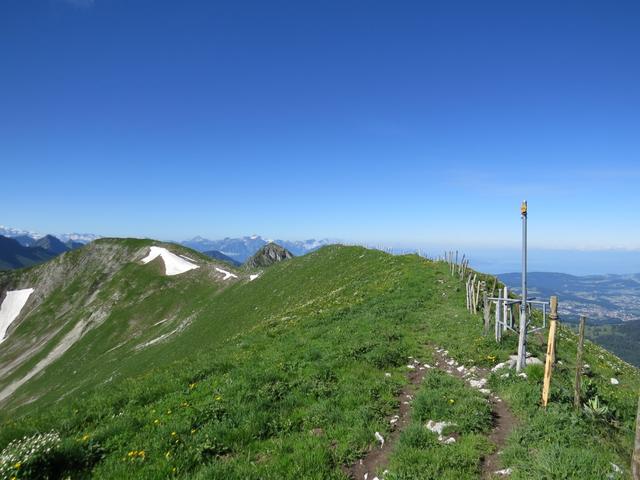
[249,273,261,281]
[141,247,199,276]
[215,268,238,280]
[610,378,619,385]
[0,288,34,343]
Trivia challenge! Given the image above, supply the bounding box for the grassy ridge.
[0,245,639,478]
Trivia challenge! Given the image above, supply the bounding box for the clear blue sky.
[1,0,639,251]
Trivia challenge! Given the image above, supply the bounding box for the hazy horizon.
[3,223,639,276]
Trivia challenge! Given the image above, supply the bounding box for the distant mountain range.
[181,235,331,263]
[0,226,101,245]
[0,235,85,270]
[202,250,241,267]
[1,225,333,270]
[0,236,57,270]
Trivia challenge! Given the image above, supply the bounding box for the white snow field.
[215,267,238,280]
[249,273,261,281]
[0,288,34,343]
[141,247,199,276]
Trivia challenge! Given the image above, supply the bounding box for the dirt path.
[431,348,517,479]
[344,348,517,479]
[344,357,431,480]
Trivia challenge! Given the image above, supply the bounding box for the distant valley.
[499,271,640,366]
[498,271,640,324]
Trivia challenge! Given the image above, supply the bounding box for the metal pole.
[516,201,528,372]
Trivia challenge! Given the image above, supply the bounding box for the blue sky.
[1,0,639,254]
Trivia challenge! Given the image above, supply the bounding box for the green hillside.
[0,241,638,479]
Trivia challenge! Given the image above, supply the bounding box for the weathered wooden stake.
[503,286,509,328]
[471,274,477,311]
[574,315,586,409]
[473,277,480,312]
[482,283,490,333]
[542,296,558,407]
[495,297,503,342]
[490,277,497,297]
[632,395,640,479]
[465,276,471,311]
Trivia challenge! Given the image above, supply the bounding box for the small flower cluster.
[0,431,61,480]
[126,450,146,461]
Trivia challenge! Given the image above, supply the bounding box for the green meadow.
[0,242,638,479]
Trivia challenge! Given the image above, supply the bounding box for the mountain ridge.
[0,240,638,478]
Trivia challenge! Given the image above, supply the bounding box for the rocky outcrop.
[244,243,293,269]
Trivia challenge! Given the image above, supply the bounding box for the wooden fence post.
[632,395,640,479]
[495,298,502,342]
[482,283,490,333]
[542,296,558,407]
[574,315,586,409]
[470,274,477,311]
[503,286,509,328]
[473,276,480,312]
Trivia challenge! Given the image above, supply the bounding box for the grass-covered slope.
[0,238,243,411]
[0,245,639,479]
